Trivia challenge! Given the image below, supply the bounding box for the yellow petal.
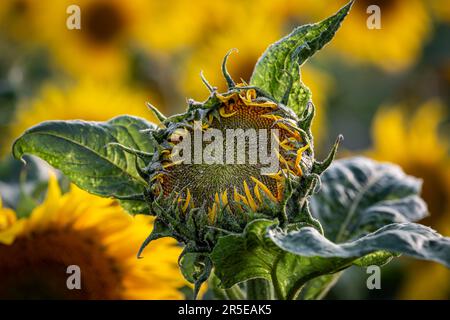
[219,106,237,118]
[295,144,310,175]
[182,189,191,213]
[250,176,277,202]
[243,180,257,211]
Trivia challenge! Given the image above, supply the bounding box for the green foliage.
[268,222,450,268]
[299,156,428,298]
[211,219,354,300]
[9,0,450,300]
[12,115,156,213]
[211,158,450,299]
[310,157,428,242]
[250,0,353,115]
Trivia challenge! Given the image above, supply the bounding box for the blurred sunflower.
[25,0,238,79]
[0,176,187,299]
[29,0,154,79]
[315,0,431,71]
[2,79,157,155]
[366,101,450,299]
[0,0,44,43]
[428,0,450,23]
[137,0,307,53]
[181,5,331,144]
[0,197,25,245]
[135,0,231,53]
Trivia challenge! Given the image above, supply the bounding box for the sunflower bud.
[137,55,341,264]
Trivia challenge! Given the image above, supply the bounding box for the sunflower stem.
[246,278,274,300]
[224,285,246,300]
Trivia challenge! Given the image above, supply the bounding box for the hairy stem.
[224,285,246,300]
[246,278,274,300]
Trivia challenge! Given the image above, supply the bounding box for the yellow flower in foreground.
[3,79,157,155]
[320,0,431,71]
[0,177,187,299]
[367,101,450,299]
[0,198,25,246]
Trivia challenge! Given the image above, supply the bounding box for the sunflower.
[2,79,157,155]
[0,176,187,299]
[26,0,238,79]
[0,197,25,246]
[366,101,450,299]
[134,0,231,53]
[313,0,431,71]
[123,50,341,294]
[25,0,154,79]
[154,86,311,215]
[135,51,339,260]
[0,0,45,43]
[136,0,305,54]
[428,0,450,23]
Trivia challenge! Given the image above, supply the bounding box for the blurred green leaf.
[0,155,51,213]
[12,116,156,214]
[250,0,353,115]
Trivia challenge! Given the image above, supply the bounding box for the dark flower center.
[83,1,125,46]
[0,230,122,299]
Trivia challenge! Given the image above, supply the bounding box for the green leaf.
[12,116,156,214]
[302,157,429,299]
[268,223,450,268]
[298,252,395,300]
[353,251,395,267]
[180,252,202,284]
[250,0,353,114]
[297,273,340,300]
[311,157,428,243]
[211,219,354,300]
[180,252,212,299]
[212,157,440,299]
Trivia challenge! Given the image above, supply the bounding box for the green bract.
[11,1,450,299]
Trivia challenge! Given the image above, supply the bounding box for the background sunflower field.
[0,0,449,299]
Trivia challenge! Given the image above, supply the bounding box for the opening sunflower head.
[138,53,339,244]
[150,85,313,219]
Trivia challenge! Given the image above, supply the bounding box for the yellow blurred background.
[0,0,449,299]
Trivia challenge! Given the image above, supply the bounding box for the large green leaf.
[12,116,156,213]
[268,223,450,268]
[211,219,355,300]
[310,157,428,243]
[250,0,353,115]
[212,157,441,300]
[212,219,450,300]
[303,156,428,299]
